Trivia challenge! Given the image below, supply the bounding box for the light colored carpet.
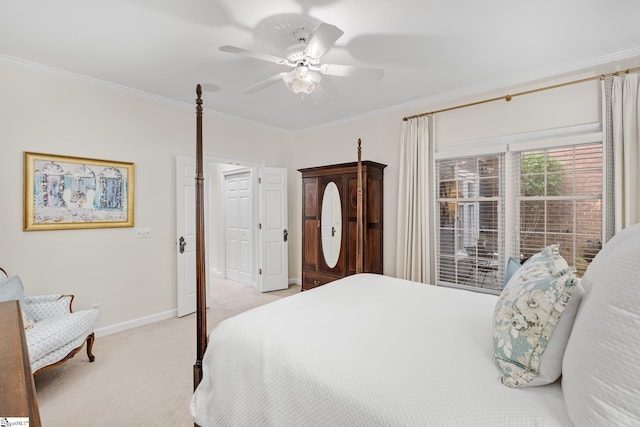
[34,278,300,427]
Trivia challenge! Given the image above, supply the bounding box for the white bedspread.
[191,274,571,426]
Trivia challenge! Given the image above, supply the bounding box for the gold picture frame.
[24,152,135,231]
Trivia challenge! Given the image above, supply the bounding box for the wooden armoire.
[299,161,386,291]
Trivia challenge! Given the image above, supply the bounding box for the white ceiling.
[2,0,640,132]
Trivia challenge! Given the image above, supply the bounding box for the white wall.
[433,78,600,145]
[0,62,603,334]
[0,64,291,331]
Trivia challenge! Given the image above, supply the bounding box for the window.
[436,140,603,294]
[514,143,602,276]
[436,155,505,291]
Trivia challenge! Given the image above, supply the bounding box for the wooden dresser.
[299,161,385,291]
[0,300,41,425]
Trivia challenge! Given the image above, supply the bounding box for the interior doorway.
[176,156,288,317]
[207,159,262,288]
[222,169,254,286]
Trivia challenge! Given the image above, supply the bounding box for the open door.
[176,155,210,316]
[223,169,254,286]
[176,156,197,316]
[258,167,288,292]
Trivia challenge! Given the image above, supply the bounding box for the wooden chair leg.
[86,333,96,362]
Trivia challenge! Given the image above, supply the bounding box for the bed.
[192,274,572,426]
[189,86,640,426]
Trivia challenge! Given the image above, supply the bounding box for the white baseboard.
[95,279,299,337]
[94,309,177,338]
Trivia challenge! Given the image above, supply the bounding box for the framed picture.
[23,152,135,231]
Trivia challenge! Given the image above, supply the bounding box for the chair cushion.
[27,294,71,321]
[493,244,578,387]
[0,275,35,321]
[31,333,90,372]
[25,309,98,362]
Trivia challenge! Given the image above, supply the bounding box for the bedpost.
[356,138,363,274]
[193,84,207,392]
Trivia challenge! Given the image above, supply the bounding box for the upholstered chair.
[0,267,99,374]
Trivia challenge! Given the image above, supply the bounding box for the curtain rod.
[403,66,640,121]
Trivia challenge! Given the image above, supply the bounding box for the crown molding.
[0,54,193,108]
[3,46,640,135]
[294,46,640,134]
[0,54,290,134]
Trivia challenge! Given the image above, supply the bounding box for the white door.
[176,155,198,317]
[224,170,253,286]
[258,167,288,292]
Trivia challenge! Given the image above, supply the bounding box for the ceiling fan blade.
[220,45,290,66]
[242,73,287,94]
[319,64,384,80]
[304,23,344,60]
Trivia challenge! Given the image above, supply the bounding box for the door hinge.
[258,177,262,184]
[258,223,262,230]
[259,268,262,275]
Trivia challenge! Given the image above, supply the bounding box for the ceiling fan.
[220,23,384,97]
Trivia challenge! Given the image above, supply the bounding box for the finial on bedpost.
[196,84,203,112]
[356,138,363,274]
[196,84,203,117]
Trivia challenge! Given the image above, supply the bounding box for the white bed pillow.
[562,223,640,426]
[529,279,584,386]
[0,275,35,322]
[493,244,578,387]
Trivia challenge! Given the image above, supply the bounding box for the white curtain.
[395,115,436,283]
[610,73,640,233]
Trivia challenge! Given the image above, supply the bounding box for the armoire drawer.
[302,271,338,291]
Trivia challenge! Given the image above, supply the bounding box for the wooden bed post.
[356,138,363,274]
[193,84,207,391]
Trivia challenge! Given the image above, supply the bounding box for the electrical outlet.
[135,227,151,238]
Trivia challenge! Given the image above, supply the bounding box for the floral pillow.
[493,244,577,387]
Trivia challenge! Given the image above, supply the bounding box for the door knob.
[179,236,186,254]
[283,228,288,242]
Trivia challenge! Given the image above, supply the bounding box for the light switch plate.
[135,227,151,238]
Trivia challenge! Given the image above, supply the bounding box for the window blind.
[513,143,603,276]
[436,154,505,293]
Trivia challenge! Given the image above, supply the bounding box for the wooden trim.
[194,84,207,392]
[297,160,387,175]
[0,300,41,426]
[356,139,363,274]
[32,333,95,375]
[62,294,75,312]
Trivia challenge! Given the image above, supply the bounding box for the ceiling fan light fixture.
[283,65,321,96]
